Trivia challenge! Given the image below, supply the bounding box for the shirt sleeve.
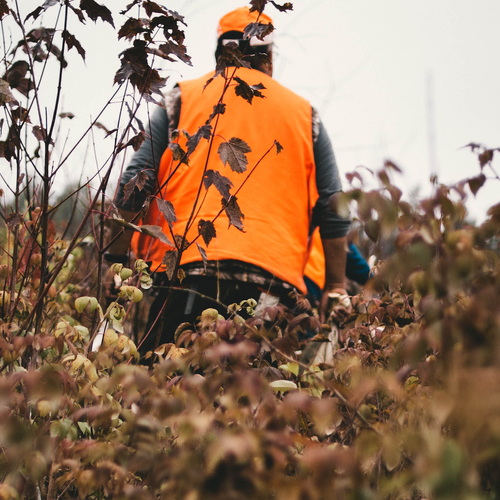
[311,111,351,239]
[115,86,181,212]
[346,242,371,284]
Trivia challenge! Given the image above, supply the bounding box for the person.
[299,228,370,364]
[304,226,371,309]
[106,6,351,357]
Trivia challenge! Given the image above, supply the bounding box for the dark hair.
[215,30,272,70]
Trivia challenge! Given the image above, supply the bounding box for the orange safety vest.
[132,67,318,293]
[304,226,326,290]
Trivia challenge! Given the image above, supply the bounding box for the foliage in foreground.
[1,0,500,499]
[1,150,500,500]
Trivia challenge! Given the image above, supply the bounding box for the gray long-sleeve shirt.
[116,87,350,240]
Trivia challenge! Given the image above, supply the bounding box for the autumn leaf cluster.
[1,1,500,499]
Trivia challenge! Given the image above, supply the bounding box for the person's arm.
[311,112,351,322]
[320,236,350,323]
[107,89,178,259]
[115,104,171,214]
[106,209,137,257]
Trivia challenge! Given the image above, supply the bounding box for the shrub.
[1,1,500,499]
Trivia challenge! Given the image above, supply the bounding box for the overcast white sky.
[6,0,500,222]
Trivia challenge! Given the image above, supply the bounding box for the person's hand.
[103,263,121,306]
[102,254,131,307]
[320,287,352,325]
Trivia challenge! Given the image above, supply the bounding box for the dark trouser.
[137,274,292,358]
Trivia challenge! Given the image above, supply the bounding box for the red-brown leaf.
[218,137,251,173]
[122,170,149,204]
[140,225,173,246]
[156,198,177,229]
[244,22,274,41]
[203,170,233,199]
[32,125,47,142]
[198,219,217,246]
[80,0,114,27]
[208,103,226,122]
[174,234,189,251]
[94,122,110,134]
[162,249,178,280]
[128,131,146,151]
[222,196,245,232]
[186,124,211,155]
[11,108,30,124]
[62,30,86,60]
[270,1,293,12]
[196,243,208,272]
[3,61,29,89]
[143,1,168,17]
[118,18,147,40]
[249,0,266,14]
[0,0,9,19]
[234,77,266,104]
[168,142,189,165]
[25,0,58,22]
[69,4,85,22]
[479,149,494,168]
[6,212,23,230]
[468,173,486,196]
[157,41,192,66]
[0,79,17,106]
[384,159,402,173]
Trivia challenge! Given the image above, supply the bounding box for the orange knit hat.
[217,6,273,41]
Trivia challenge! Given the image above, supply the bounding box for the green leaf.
[279,362,299,377]
[140,274,153,290]
[75,296,93,313]
[75,325,89,335]
[120,268,133,281]
[77,422,91,436]
[135,259,149,272]
[50,418,75,439]
[270,380,298,392]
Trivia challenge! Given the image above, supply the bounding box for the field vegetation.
[0,1,499,499]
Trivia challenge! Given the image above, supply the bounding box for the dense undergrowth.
[1,1,500,499]
[1,148,500,500]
